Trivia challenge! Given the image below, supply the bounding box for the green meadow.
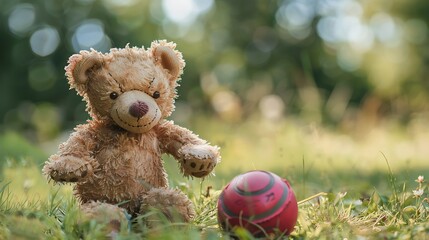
[1,116,428,239]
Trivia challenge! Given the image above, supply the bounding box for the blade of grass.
[381,152,399,207]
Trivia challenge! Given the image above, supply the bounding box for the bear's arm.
[155,120,220,178]
[42,124,99,182]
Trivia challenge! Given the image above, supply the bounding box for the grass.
[0,116,428,239]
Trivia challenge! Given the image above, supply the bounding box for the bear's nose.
[129,101,149,118]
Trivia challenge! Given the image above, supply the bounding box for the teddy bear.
[42,40,221,231]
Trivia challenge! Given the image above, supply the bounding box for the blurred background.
[1,0,429,196]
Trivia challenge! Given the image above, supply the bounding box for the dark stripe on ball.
[232,171,275,196]
[219,181,289,221]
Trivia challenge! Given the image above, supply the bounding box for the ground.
[0,116,428,239]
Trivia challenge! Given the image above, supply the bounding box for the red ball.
[217,170,298,237]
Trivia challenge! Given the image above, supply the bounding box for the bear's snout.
[111,90,161,133]
[129,101,149,118]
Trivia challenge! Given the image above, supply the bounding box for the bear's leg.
[79,201,130,237]
[140,188,195,223]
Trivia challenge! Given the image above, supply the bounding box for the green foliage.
[0,131,47,166]
[2,0,429,138]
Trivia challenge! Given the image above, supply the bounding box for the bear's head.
[65,40,185,133]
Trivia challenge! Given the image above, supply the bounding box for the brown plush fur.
[43,40,220,226]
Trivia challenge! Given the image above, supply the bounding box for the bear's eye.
[110,92,119,100]
[152,91,160,99]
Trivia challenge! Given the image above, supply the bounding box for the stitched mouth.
[115,108,159,128]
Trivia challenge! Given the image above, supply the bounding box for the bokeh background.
[1,0,429,198]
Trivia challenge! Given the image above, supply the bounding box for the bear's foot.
[140,188,195,223]
[79,201,130,238]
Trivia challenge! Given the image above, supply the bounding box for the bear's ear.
[151,41,185,81]
[65,51,103,88]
